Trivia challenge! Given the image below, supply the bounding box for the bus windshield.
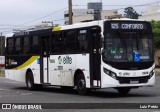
[103,32,153,62]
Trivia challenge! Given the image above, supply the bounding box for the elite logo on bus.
[58,56,72,64]
[63,56,72,64]
[58,56,62,64]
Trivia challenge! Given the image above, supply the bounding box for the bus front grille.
[116,76,150,84]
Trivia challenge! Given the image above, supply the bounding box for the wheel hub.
[78,79,85,89]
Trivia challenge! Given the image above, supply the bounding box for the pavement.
[155,68,160,75]
[0,76,160,112]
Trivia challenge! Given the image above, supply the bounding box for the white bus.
[5,19,155,95]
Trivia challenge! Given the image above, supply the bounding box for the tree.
[124,7,139,19]
[151,20,160,49]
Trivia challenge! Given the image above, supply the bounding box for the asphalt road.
[0,75,160,112]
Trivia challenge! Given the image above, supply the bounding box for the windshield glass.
[103,32,153,62]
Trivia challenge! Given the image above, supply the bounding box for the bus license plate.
[130,80,139,84]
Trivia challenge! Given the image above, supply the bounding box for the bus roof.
[7,19,150,37]
[5,33,14,38]
[52,18,149,32]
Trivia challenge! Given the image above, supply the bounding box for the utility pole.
[68,0,73,25]
[0,33,2,56]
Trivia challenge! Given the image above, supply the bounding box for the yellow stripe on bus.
[12,56,39,70]
[52,26,62,32]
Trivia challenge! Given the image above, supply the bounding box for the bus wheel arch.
[74,69,83,86]
[74,69,90,95]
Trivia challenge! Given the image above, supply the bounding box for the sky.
[0,0,159,35]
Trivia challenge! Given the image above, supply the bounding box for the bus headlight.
[149,70,154,78]
[103,67,117,79]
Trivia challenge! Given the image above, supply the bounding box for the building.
[139,5,160,21]
[64,2,121,25]
[0,36,5,56]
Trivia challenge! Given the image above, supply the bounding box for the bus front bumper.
[101,73,155,88]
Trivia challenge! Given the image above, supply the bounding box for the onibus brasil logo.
[58,56,72,64]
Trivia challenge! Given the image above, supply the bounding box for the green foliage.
[151,20,160,49]
[124,7,139,19]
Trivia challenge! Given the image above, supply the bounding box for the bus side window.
[23,37,30,55]
[52,32,63,54]
[32,36,39,54]
[64,30,77,53]
[15,37,21,55]
[77,29,88,52]
[7,38,14,55]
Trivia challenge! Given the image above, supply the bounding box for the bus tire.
[117,88,131,95]
[26,72,36,90]
[76,74,89,95]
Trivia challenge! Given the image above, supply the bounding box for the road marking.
[3,81,21,83]
[20,93,32,96]
[0,88,6,91]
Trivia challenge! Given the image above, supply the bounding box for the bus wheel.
[26,72,36,90]
[117,88,131,95]
[76,74,89,95]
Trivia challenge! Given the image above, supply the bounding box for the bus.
[5,19,155,95]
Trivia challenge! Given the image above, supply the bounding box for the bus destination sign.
[111,23,147,30]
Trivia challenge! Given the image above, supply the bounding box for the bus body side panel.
[29,56,41,84]
[5,56,41,84]
[5,56,27,82]
[21,69,27,82]
[75,54,90,88]
[49,54,76,86]
[5,70,14,80]
[13,70,22,82]
[5,68,25,82]
[49,54,90,88]
[49,54,62,85]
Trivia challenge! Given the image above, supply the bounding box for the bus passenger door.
[90,27,101,88]
[40,36,50,84]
